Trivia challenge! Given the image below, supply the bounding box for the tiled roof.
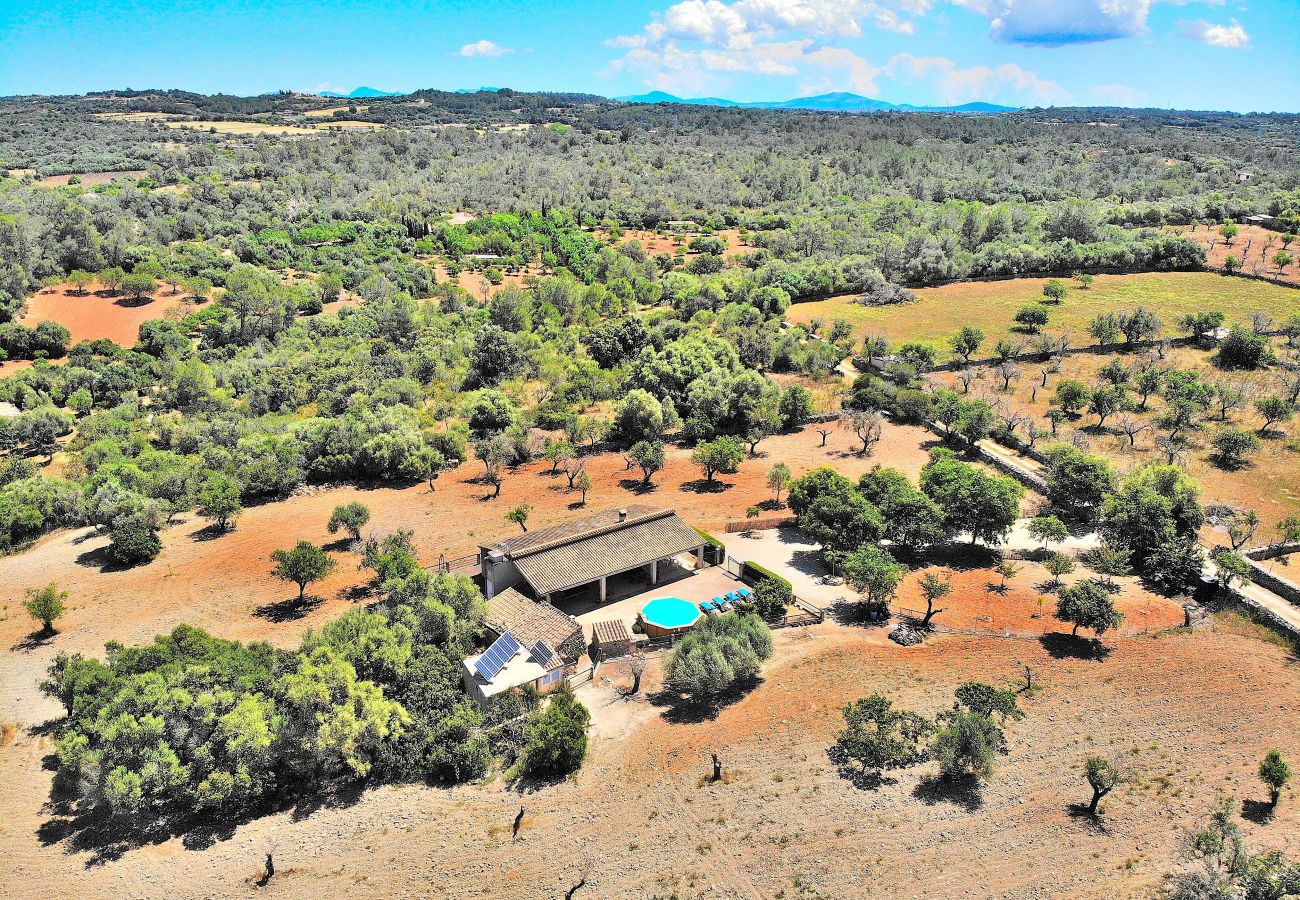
[485,588,582,653]
[489,505,673,559]
[593,620,631,645]
[512,511,704,597]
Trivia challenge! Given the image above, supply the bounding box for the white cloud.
[886,53,1071,104]
[951,0,1155,45]
[1177,18,1249,47]
[458,39,513,58]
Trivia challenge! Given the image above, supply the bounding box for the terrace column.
[696,545,705,568]
[650,559,659,585]
[599,576,607,604]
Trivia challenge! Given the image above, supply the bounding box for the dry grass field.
[166,120,320,136]
[787,272,1299,352]
[932,338,1300,533]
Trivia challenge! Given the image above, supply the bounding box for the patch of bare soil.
[1172,224,1299,285]
[3,624,1297,898]
[20,283,194,347]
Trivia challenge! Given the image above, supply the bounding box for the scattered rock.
[889,624,924,646]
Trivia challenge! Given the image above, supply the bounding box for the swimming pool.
[641,597,702,630]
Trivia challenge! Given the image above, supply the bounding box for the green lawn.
[787,272,1299,355]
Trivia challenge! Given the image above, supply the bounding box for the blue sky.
[1,0,1296,111]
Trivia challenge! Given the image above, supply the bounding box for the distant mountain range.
[317,86,405,98]
[311,86,1016,114]
[614,90,1017,114]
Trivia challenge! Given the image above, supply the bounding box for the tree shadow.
[825,744,900,791]
[188,523,229,542]
[1066,803,1112,834]
[113,295,156,309]
[1241,799,1275,824]
[10,628,58,652]
[680,479,732,494]
[617,478,658,494]
[649,678,761,724]
[912,773,984,811]
[37,764,370,867]
[253,594,325,623]
[1039,632,1112,661]
[828,600,892,629]
[921,542,1001,572]
[72,545,138,573]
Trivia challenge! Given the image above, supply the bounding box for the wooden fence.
[724,514,796,533]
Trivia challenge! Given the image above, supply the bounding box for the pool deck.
[554,563,746,643]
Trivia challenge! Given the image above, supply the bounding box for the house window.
[540,669,563,687]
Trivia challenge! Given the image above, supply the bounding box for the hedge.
[694,527,725,552]
[741,560,792,590]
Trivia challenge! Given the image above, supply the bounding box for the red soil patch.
[36,170,146,188]
[594,227,752,259]
[894,556,1184,635]
[1172,223,1299,285]
[20,283,189,347]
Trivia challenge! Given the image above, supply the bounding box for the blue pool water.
[641,597,702,628]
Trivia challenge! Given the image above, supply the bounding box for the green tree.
[691,436,745,485]
[108,512,163,565]
[1014,304,1049,333]
[837,695,932,776]
[1084,757,1123,815]
[767,461,792,505]
[271,540,338,602]
[505,502,532,532]
[932,708,1000,781]
[1055,579,1123,638]
[327,501,371,542]
[1211,429,1260,469]
[1044,552,1076,588]
[1259,750,1291,808]
[24,581,67,634]
[839,545,904,611]
[196,474,242,532]
[663,612,773,701]
[610,389,665,446]
[750,577,793,620]
[630,440,665,486]
[1255,395,1292,434]
[1027,515,1069,551]
[1051,379,1091,417]
[522,686,591,777]
[920,448,1024,547]
[1042,279,1068,303]
[948,326,985,364]
[916,571,952,627]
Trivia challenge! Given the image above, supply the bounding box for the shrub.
[521,687,590,777]
[663,612,773,701]
[750,576,793,620]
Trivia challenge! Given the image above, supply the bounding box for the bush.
[742,559,791,591]
[521,686,590,777]
[664,612,773,701]
[750,576,793,619]
[1215,326,1273,370]
[107,514,162,565]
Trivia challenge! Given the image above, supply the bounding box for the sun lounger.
[699,601,718,614]
[710,596,728,610]
[735,587,752,599]
[724,592,741,604]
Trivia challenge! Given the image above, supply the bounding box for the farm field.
[3,623,1296,898]
[166,120,320,136]
[1172,224,1299,287]
[787,272,1299,352]
[930,340,1300,532]
[35,170,146,187]
[18,283,192,346]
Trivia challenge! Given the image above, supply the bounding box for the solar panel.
[474,631,521,681]
[530,640,555,666]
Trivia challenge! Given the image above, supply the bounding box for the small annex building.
[461,587,586,706]
[479,505,707,605]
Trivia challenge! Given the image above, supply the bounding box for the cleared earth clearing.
[787,271,1299,352]
[3,624,1296,899]
[19,283,192,347]
[166,120,319,136]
